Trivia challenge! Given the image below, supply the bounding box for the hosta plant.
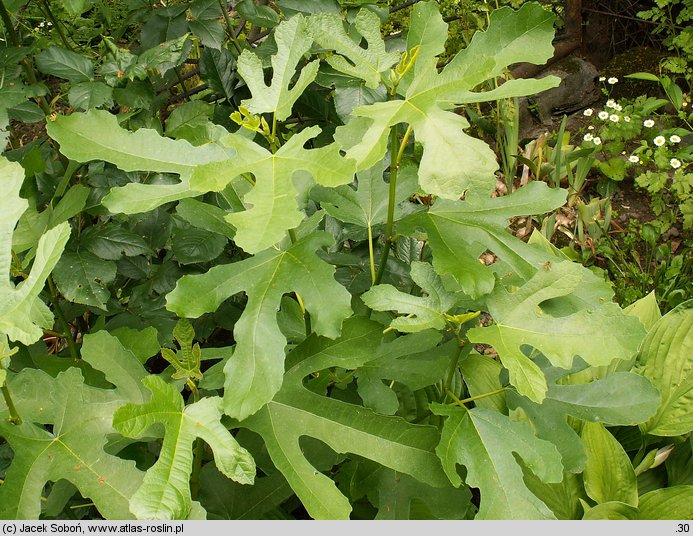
[1,0,691,521]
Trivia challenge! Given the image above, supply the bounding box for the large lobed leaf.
[0,157,70,345]
[398,181,569,299]
[0,332,148,519]
[46,110,235,214]
[113,375,256,520]
[431,404,563,519]
[335,2,560,199]
[237,14,319,121]
[190,128,356,254]
[166,231,353,420]
[241,317,450,519]
[467,261,646,403]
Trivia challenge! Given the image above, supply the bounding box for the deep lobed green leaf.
[113,375,255,520]
[431,404,562,519]
[0,157,70,345]
[166,231,352,420]
[242,317,450,519]
[467,262,646,402]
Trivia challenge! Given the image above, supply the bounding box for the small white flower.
[593,137,602,145]
[599,76,606,82]
[654,135,666,147]
[598,111,609,120]
[38,21,45,28]
[583,133,593,142]
[643,119,655,128]
[614,103,623,111]
[606,99,616,108]
[583,108,593,116]
[670,134,681,143]
[670,158,681,169]
[609,114,620,122]
[624,116,631,122]
[588,125,595,130]
[629,155,640,163]
[608,77,618,84]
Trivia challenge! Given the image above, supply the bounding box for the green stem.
[1,383,21,425]
[448,387,509,407]
[188,381,203,501]
[47,276,79,360]
[441,342,464,402]
[374,124,413,285]
[218,0,242,54]
[39,0,73,51]
[367,223,376,284]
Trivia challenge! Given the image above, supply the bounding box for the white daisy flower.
[583,133,593,142]
[614,103,623,111]
[606,99,616,108]
[670,135,681,143]
[593,137,602,145]
[598,111,609,120]
[654,135,666,147]
[599,76,606,82]
[624,116,631,122]
[643,119,655,128]
[588,125,595,130]
[629,155,640,163]
[608,77,618,84]
[609,114,620,122]
[583,108,593,116]
[670,158,681,169]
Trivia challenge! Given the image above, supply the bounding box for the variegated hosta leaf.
[638,300,693,436]
[237,14,319,121]
[0,157,70,345]
[467,261,646,403]
[335,2,560,199]
[166,232,352,420]
[113,375,256,520]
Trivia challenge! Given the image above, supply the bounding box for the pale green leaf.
[309,9,399,89]
[238,15,319,121]
[0,330,152,520]
[398,181,569,299]
[0,157,70,345]
[637,486,693,519]
[46,110,235,214]
[638,300,693,436]
[242,317,449,519]
[166,232,352,420]
[190,128,355,254]
[68,81,113,111]
[582,501,639,520]
[335,3,559,199]
[459,352,507,413]
[431,404,562,519]
[362,261,461,332]
[522,470,586,520]
[113,375,255,520]
[467,262,646,402]
[624,290,661,332]
[581,422,638,506]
